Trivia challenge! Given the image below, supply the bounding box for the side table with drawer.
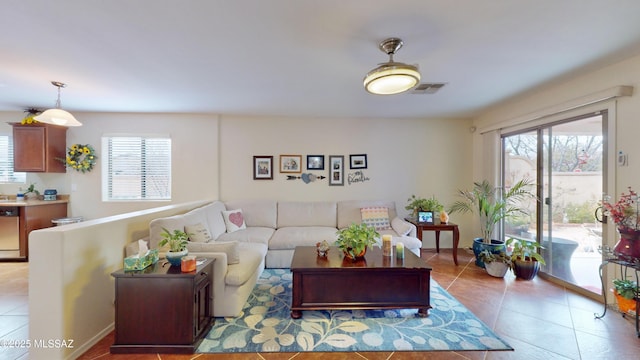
[110,258,214,354]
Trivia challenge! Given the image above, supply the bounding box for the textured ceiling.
[2,0,640,119]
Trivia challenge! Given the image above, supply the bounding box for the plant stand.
[595,247,640,337]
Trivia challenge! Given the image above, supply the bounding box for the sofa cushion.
[216,227,274,245]
[199,201,227,240]
[360,207,391,231]
[184,222,213,243]
[186,241,240,264]
[337,200,398,229]
[225,243,266,286]
[149,208,208,250]
[225,199,277,228]
[277,201,337,228]
[269,226,338,250]
[222,209,247,233]
[391,217,412,236]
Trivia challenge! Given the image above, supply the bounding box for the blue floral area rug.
[198,269,512,353]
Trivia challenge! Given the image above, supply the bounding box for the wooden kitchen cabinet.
[12,123,67,172]
[19,202,68,259]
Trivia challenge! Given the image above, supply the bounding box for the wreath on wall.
[65,144,98,173]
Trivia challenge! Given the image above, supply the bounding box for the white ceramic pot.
[484,261,509,278]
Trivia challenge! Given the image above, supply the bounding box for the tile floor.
[2,250,639,360]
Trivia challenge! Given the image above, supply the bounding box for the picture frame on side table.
[418,211,434,224]
[349,154,367,169]
[306,155,325,170]
[329,155,344,186]
[253,156,273,180]
[280,155,302,173]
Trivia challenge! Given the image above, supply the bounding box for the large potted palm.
[449,178,536,268]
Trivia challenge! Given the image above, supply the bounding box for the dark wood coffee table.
[290,246,431,319]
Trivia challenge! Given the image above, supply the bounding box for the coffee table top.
[291,246,430,270]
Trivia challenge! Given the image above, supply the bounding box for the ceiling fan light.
[34,108,82,127]
[364,63,421,95]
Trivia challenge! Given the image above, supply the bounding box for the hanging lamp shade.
[34,81,82,127]
[363,38,421,95]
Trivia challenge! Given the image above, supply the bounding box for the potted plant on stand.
[478,249,511,278]
[612,278,637,315]
[449,178,536,268]
[335,223,379,261]
[405,195,444,219]
[507,238,546,280]
[600,187,640,261]
[159,227,190,266]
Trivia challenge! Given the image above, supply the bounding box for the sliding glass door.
[502,112,606,295]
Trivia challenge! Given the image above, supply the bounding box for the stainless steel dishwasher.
[0,206,20,259]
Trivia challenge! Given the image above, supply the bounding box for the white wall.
[0,113,219,219]
[219,115,475,247]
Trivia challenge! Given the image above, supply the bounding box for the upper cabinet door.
[12,124,67,173]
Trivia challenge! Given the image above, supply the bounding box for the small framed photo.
[349,154,367,169]
[253,156,273,180]
[329,155,344,186]
[306,155,325,170]
[418,211,434,224]
[280,155,302,173]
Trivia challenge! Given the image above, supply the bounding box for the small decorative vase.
[165,249,188,267]
[614,228,640,261]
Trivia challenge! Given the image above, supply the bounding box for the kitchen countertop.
[0,195,69,207]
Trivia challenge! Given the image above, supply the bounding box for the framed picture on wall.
[253,156,273,180]
[329,155,344,186]
[280,155,302,173]
[306,155,325,170]
[349,154,367,169]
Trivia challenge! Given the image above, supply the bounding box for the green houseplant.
[335,223,379,260]
[506,238,546,280]
[449,178,536,267]
[612,278,637,314]
[405,195,444,218]
[159,227,190,266]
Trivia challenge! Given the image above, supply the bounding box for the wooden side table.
[110,258,214,354]
[405,218,460,265]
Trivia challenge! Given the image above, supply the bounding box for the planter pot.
[512,259,540,280]
[484,261,509,278]
[613,289,637,315]
[343,247,367,261]
[472,238,506,268]
[614,228,640,261]
[165,249,188,267]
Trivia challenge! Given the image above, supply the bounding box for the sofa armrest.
[391,216,417,238]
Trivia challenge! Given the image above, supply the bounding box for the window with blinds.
[0,134,26,183]
[102,135,171,201]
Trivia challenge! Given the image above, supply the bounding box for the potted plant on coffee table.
[612,278,637,315]
[506,238,546,280]
[449,178,536,268]
[159,227,190,266]
[335,223,379,261]
[478,249,511,278]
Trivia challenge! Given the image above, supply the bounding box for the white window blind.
[102,135,171,201]
[0,134,26,183]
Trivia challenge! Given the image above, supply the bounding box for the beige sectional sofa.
[143,199,422,317]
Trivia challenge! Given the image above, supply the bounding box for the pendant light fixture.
[34,81,82,127]
[363,38,421,95]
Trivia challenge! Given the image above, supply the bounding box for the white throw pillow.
[360,207,392,231]
[391,217,412,236]
[222,209,247,233]
[185,241,240,264]
[184,223,213,243]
